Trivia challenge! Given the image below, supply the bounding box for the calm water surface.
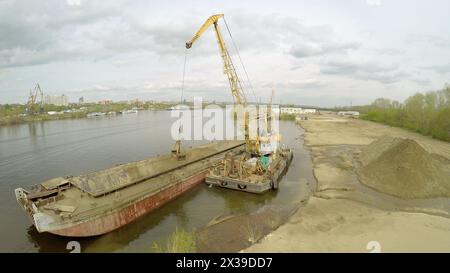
[0,111,315,252]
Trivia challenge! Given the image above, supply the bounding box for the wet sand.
[245,197,450,252]
[245,114,450,252]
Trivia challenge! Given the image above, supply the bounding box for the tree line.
[361,86,450,142]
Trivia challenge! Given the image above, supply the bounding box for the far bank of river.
[0,108,173,127]
[0,112,87,126]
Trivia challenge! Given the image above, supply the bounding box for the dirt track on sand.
[245,114,450,252]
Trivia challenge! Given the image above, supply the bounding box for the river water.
[0,111,315,252]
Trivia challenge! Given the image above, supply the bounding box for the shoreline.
[0,109,172,127]
[0,113,88,127]
[244,114,450,252]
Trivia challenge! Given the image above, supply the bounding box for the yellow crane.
[186,14,246,106]
[187,15,293,193]
[267,89,275,133]
[26,83,44,115]
[186,14,262,154]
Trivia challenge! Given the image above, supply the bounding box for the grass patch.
[152,227,196,253]
[280,113,296,121]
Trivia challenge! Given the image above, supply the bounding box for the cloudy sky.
[1,0,449,107]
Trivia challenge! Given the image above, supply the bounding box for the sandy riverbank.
[245,114,450,252]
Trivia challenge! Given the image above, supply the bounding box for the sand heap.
[357,136,450,199]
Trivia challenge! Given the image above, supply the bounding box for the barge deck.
[15,141,245,237]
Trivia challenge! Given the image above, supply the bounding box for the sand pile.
[357,136,450,199]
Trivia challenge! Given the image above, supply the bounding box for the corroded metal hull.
[50,171,208,237]
[15,141,245,237]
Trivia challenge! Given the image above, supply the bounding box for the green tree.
[361,86,450,142]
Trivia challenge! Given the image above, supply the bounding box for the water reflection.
[27,122,37,137]
[207,185,278,213]
[4,113,315,252]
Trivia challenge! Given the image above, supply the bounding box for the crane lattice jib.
[187,14,266,154]
[186,14,247,107]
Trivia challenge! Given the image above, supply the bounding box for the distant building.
[78,97,84,104]
[280,107,303,115]
[62,95,68,106]
[281,107,317,115]
[337,111,360,117]
[44,94,69,106]
[98,100,113,105]
[301,109,317,114]
[130,98,143,107]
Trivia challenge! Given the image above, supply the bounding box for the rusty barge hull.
[51,171,208,237]
[15,141,245,237]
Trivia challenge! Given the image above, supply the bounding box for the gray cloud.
[240,15,362,59]
[0,0,197,68]
[1,1,449,106]
[289,41,359,58]
[260,78,327,90]
[320,59,408,84]
[411,78,431,86]
[0,2,362,72]
[66,79,233,102]
[424,63,450,74]
[373,48,404,55]
[0,0,125,68]
[406,34,450,49]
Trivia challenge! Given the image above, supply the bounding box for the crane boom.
[185,15,292,191]
[186,14,223,49]
[267,89,275,133]
[186,14,247,106]
[27,83,44,115]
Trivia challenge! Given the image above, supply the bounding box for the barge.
[14,141,244,237]
[205,145,293,194]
